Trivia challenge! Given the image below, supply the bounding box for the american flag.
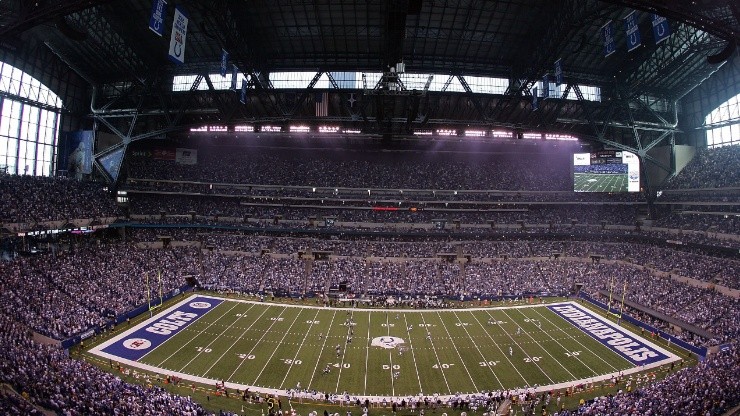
[315,92,328,117]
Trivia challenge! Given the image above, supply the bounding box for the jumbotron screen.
[573,151,640,192]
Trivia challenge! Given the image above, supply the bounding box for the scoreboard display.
[573,150,640,193]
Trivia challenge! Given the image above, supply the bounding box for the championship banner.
[220,49,229,77]
[167,5,188,64]
[651,14,671,44]
[542,75,549,99]
[231,64,238,90]
[175,148,197,165]
[554,59,563,86]
[531,86,538,111]
[624,11,641,52]
[601,20,616,57]
[240,79,248,104]
[148,0,167,37]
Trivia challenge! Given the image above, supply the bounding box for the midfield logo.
[123,338,152,350]
[371,336,405,349]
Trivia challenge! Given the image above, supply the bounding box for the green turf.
[136,299,634,397]
[573,172,628,192]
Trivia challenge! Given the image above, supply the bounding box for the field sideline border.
[89,293,681,402]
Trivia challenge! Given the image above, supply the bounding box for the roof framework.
[0,0,738,187]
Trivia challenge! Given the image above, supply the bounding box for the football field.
[91,295,678,399]
[574,173,628,192]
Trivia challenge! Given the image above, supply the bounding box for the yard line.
[385,312,396,397]
[402,314,423,394]
[363,311,371,395]
[201,303,271,378]
[529,307,622,372]
[153,301,241,367]
[468,311,529,386]
[178,303,259,373]
[226,306,290,382]
[308,310,337,389]
[452,311,503,389]
[418,312,451,393]
[281,308,322,389]
[435,311,479,393]
[484,309,555,384]
[334,310,353,393]
[500,309,576,380]
[251,308,305,385]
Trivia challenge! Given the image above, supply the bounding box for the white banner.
[175,148,197,165]
[168,6,188,64]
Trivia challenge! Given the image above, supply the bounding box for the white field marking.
[435,311,479,393]
[226,306,289,382]
[200,303,270,378]
[251,308,305,385]
[363,311,371,395]
[154,301,241,368]
[281,308,322,389]
[467,310,529,386]
[500,309,570,381]
[307,310,337,390]
[334,310,353,393]
[522,307,622,373]
[91,297,682,401]
[418,312,451,393]
[452,310,504,389]
[385,312,396,397]
[483,309,554,384]
[187,294,561,313]
[402,313,423,394]
[177,303,257,373]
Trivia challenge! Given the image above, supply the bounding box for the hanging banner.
[240,79,248,104]
[554,59,563,86]
[148,0,167,37]
[220,49,229,77]
[624,11,642,52]
[651,14,671,44]
[231,64,238,90]
[602,20,616,57]
[542,75,549,99]
[531,86,538,111]
[167,5,188,64]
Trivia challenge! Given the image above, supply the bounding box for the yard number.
[283,359,302,365]
[565,351,581,357]
[479,361,499,367]
[196,347,212,353]
[237,354,256,360]
[432,363,454,369]
[382,364,401,370]
[524,356,542,363]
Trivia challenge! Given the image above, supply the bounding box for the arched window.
[0,62,62,176]
[705,92,740,148]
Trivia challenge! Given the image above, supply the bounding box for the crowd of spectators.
[0,244,200,339]
[574,344,739,416]
[126,148,574,191]
[0,175,119,224]
[665,145,740,189]
[0,313,211,415]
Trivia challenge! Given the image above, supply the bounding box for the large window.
[706,93,740,148]
[0,62,62,176]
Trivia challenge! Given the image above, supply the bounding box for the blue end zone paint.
[101,296,223,361]
[548,303,669,366]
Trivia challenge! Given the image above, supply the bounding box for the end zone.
[90,295,223,362]
[548,302,679,367]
